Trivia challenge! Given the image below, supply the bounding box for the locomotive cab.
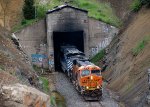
[74,65,103,100]
[80,66,102,87]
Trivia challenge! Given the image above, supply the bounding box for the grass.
[12,0,121,32]
[132,35,150,56]
[12,19,38,32]
[71,0,122,27]
[130,0,150,12]
[39,76,49,93]
[32,65,41,71]
[90,49,105,65]
[130,0,142,12]
[50,91,66,107]
[38,0,121,27]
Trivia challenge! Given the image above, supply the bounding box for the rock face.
[1,83,50,107]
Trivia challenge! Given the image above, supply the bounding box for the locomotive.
[60,45,103,100]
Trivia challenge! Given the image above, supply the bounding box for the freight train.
[60,45,103,100]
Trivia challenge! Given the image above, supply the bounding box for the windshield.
[91,70,101,76]
[81,70,90,77]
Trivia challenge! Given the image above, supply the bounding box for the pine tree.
[23,0,35,20]
[141,0,150,6]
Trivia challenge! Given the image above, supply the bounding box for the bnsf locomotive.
[60,45,103,100]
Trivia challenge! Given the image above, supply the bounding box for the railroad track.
[99,101,104,107]
[88,100,104,107]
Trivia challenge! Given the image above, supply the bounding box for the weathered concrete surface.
[89,18,118,57]
[15,19,48,68]
[1,83,50,107]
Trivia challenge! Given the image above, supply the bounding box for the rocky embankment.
[0,26,51,107]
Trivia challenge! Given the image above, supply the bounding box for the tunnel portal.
[46,5,89,71]
[53,31,84,71]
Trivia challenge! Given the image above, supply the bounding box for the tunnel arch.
[53,31,84,71]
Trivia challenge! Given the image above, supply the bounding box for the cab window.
[81,70,90,77]
[91,70,101,76]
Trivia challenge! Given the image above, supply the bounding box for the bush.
[23,0,35,19]
[131,0,142,12]
[131,0,150,12]
[90,49,105,65]
[141,0,150,6]
[21,19,27,25]
[39,77,49,93]
[36,4,47,19]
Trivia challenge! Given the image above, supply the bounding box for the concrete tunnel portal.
[46,5,89,71]
[53,31,84,71]
[14,4,119,72]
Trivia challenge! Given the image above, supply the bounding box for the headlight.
[90,76,93,80]
[86,86,89,89]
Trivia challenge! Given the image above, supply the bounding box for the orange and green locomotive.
[60,45,103,100]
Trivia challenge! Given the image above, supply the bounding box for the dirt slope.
[103,8,150,106]
[0,0,24,30]
[99,0,133,20]
[0,26,38,87]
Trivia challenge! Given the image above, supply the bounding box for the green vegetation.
[32,64,42,72]
[90,49,105,65]
[71,0,121,27]
[13,0,122,31]
[132,35,150,56]
[12,19,37,32]
[131,0,142,11]
[45,0,122,27]
[23,0,35,19]
[50,91,66,107]
[141,0,150,6]
[131,0,150,12]
[39,76,49,93]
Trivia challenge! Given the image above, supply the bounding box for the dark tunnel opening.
[53,31,84,71]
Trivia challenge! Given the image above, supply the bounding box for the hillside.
[99,0,133,20]
[0,0,134,30]
[0,25,53,107]
[103,8,150,106]
[0,0,24,30]
[0,25,36,86]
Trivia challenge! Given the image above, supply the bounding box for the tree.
[141,0,150,6]
[0,0,11,27]
[23,0,35,20]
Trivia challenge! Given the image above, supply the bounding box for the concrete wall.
[15,19,48,68]
[89,18,118,57]
[46,7,89,69]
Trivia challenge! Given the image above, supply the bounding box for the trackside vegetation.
[131,0,150,12]
[90,49,105,65]
[39,76,49,93]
